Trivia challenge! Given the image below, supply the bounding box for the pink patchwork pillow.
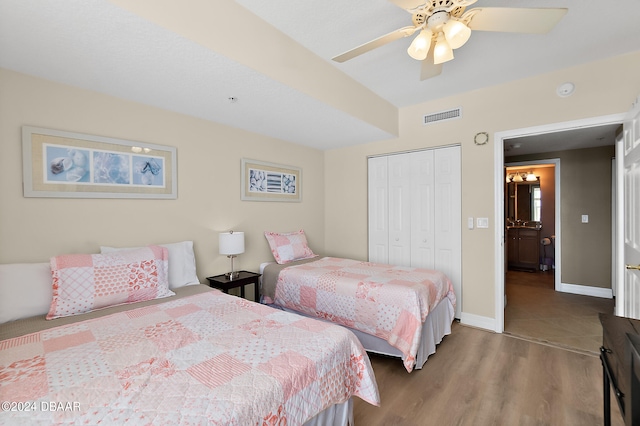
[47,246,175,320]
[264,230,317,264]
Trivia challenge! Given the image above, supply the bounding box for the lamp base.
[224,254,240,280]
[225,271,240,280]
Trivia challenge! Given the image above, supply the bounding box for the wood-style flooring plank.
[353,322,624,426]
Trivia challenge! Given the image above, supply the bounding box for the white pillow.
[100,241,199,289]
[0,262,53,324]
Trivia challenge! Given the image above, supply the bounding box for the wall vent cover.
[423,107,462,125]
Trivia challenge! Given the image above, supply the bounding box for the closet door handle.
[626,264,640,270]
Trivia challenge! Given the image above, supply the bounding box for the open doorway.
[504,161,559,286]
[493,114,625,346]
[498,124,620,353]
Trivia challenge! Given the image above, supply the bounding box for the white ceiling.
[1,0,639,150]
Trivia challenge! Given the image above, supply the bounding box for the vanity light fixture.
[506,172,537,183]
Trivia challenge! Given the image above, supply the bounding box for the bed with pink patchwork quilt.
[0,286,379,425]
[262,257,456,372]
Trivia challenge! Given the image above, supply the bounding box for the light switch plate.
[468,217,474,229]
[477,217,489,229]
[582,214,589,223]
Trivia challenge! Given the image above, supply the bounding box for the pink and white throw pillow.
[264,230,317,264]
[47,245,174,319]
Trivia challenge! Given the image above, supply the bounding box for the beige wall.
[0,68,326,291]
[324,51,640,321]
[509,146,615,289]
[2,51,639,321]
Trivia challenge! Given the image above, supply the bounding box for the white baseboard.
[459,312,495,332]
[558,282,613,299]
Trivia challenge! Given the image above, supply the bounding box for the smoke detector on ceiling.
[556,82,575,97]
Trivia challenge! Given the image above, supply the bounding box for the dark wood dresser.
[600,313,640,425]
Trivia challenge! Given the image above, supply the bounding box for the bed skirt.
[279,297,454,370]
[303,398,353,426]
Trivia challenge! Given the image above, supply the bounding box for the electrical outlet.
[468,217,474,229]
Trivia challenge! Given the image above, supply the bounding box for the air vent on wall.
[423,107,462,125]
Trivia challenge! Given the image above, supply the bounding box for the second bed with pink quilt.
[261,256,456,372]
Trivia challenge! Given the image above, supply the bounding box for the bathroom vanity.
[507,226,540,272]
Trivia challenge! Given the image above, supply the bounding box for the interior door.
[433,146,462,319]
[410,150,435,269]
[368,156,389,264]
[388,153,412,266]
[621,96,640,319]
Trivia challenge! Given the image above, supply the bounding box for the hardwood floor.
[354,322,623,425]
[504,270,615,355]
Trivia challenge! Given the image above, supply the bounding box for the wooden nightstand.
[206,270,261,302]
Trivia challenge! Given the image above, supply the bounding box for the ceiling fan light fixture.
[433,33,454,64]
[407,29,433,61]
[442,18,471,49]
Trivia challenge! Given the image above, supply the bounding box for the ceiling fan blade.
[420,50,442,81]
[465,7,567,34]
[332,26,417,63]
[387,0,426,10]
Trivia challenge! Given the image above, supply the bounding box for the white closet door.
[388,153,412,266]
[368,147,461,318]
[410,150,435,269]
[434,146,462,318]
[368,156,389,264]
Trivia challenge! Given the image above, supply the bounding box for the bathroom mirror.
[506,181,541,222]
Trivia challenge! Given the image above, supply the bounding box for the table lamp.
[219,231,244,280]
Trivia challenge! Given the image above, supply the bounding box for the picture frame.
[22,126,177,199]
[241,158,301,202]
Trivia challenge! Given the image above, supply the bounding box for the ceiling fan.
[332,0,567,80]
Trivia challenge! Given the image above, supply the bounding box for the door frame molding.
[493,113,625,333]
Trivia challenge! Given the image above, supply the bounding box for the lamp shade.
[443,19,471,50]
[433,33,454,64]
[526,172,538,182]
[219,231,245,256]
[407,29,433,61]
